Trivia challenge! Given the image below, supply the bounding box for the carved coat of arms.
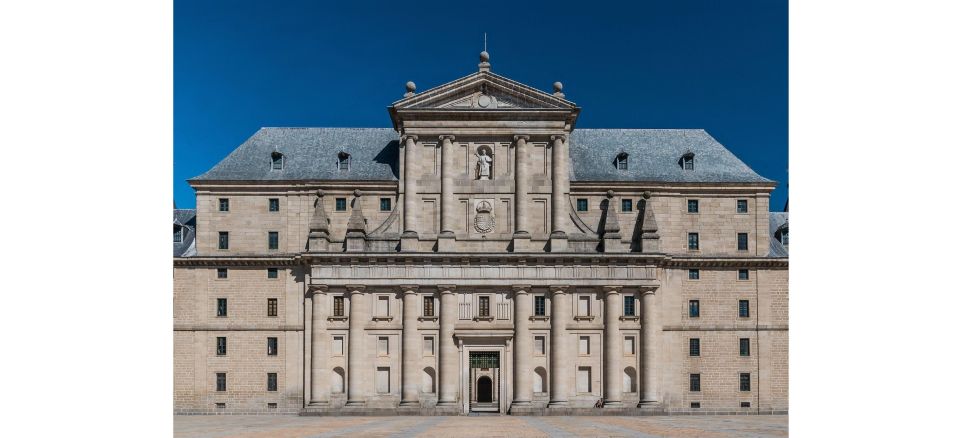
[474,201,495,233]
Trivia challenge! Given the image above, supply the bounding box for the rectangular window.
[267,337,278,356]
[268,403,277,409]
[378,336,389,355]
[423,337,434,356]
[376,367,390,393]
[377,296,389,317]
[579,336,590,355]
[689,373,701,392]
[687,199,699,213]
[218,232,229,249]
[478,296,490,317]
[380,198,391,212]
[687,232,699,250]
[577,367,592,393]
[738,269,749,280]
[534,296,546,316]
[332,336,343,355]
[741,401,751,408]
[216,298,227,317]
[621,199,633,212]
[689,338,700,357]
[535,336,545,355]
[216,337,226,355]
[739,300,750,318]
[267,268,278,278]
[740,338,750,356]
[267,298,277,317]
[689,300,700,318]
[576,198,588,211]
[623,295,636,316]
[174,226,183,243]
[216,373,226,392]
[218,198,229,212]
[737,233,748,251]
[691,402,701,409]
[217,268,227,279]
[267,373,278,392]
[268,231,279,250]
[335,198,347,211]
[333,296,345,317]
[269,198,280,212]
[688,269,700,280]
[423,296,434,317]
[578,296,590,316]
[216,402,226,409]
[737,199,748,213]
[740,373,751,391]
[624,336,635,355]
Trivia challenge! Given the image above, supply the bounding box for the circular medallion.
[477,94,491,108]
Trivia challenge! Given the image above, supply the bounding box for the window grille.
[469,351,500,368]
[267,337,277,356]
[534,296,546,316]
[740,373,751,391]
[216,373,226,392]
[217,298,227,317]
[478,296,490,317]
[689,338,700,356]
[217,268,227,279]
[218,198,229,212]
[687,233,699,250]
[739,300,750,317]
[687,199,699,213]
[267,268,278,279]
[738,269,749,280]
[623,296,636,316]
[267,373,277,391]
[688,269,700,280]
[621,199,632,212]
[335,198,347,211]
[268,232,279,250]
[737,233,748,251]
[689,300,700,318]
[740,338,750,356]
[689,374,700,392]
[737,199,748,213]
[380,198,391,211]
[216,337,226,355]
[218,232,229,250]
[174,226,182,243]
[333,296,345,317]
[269,198,280,212]
[423,297,434,317]
[576,198,588,211]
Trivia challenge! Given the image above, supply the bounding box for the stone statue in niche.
[475,147,493,180]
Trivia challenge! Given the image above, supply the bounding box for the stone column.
[345,286,368,406]
[400,286,420,406]
[308,286,329,406]
[401,135,419,249]
[548,286,570,407]
[603,286,623,407]
[550,134,569,236]
[439,135,456,234]
[640,288,660,406]
[437,286,458,406]
[512,285,532,405]
[513,135,531,236]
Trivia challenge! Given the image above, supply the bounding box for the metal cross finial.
[484,33,487,52]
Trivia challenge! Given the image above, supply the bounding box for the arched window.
[331,367,345,393]
[615,152,629,171]
[533,367,547,393]
[680,152,695,171]
[271,151,284,170]
[422,367,436,393]
[337,151,351,171]
[624,367,637,393]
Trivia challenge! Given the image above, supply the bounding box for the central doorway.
[468,351,500,412]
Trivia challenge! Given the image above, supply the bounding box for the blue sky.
[175,0,787,210]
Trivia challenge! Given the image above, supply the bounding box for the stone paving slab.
[175,414,788,438]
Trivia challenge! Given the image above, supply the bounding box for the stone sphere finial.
[353,189,362,198]
[405,81,416,93]
[316,189,325,198]
[606,190,615,198]
[553,81,563,93]
[642,191,652,199]
[480,50,490,62]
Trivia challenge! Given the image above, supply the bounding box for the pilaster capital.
[308,284,328,297]
[549,285,568,295]
[401,134,418,143]
[400,285,420,294]
[639,286,658,296]
[512,284,532,294]
[438,285,457,294]
[550,134,567,143]
[346,285,367,295]
[438,135,456,142]
[513,135,530,143]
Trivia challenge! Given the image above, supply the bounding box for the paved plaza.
[174,415,788,438]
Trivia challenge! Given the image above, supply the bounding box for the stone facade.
[173,53,788,415]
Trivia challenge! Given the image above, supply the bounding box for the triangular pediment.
[391,71,577,111]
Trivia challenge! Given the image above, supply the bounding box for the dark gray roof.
[768,211,788,257]
[191,128,399,182]
[174,209,196,257]
[568,129,772,183]
[191,128,770,184]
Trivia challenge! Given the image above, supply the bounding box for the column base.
[512,232,533,252]
[437,231,456,252]
[400,231,419,252]
[603,400,623,408]
[307,400,329,407]
[398,400,421,407]
[638,400,661,408]
[549,232,568,252]
[344,400,367,407]
[511,400,532,406]
[547,400,569,407]
[435,400,458,407]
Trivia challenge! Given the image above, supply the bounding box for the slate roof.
[768,211,788,257]
[174,209,197,257]
[191,128,771,184]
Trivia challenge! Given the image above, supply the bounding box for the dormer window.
[337,151,351,171]
[776,225,789,246]
[271,151,284,170]
[174,225,183,243]
[680,152,695,171]
[615,152,629,171]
